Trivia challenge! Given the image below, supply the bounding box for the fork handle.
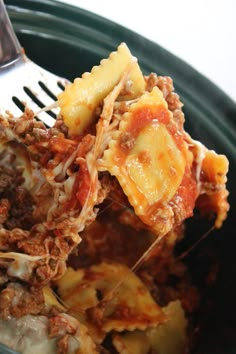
[0,0,22,69]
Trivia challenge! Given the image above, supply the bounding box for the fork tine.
[0,1,69,125]
[0,57,68,127]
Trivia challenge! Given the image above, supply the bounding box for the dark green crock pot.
[1,1,236,353]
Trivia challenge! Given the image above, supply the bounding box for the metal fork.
[0,0,69,126]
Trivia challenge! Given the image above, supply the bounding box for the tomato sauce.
[117,104,186,166]
[74,160,91,207]
[172,167,198,220]
[126,104,170,138]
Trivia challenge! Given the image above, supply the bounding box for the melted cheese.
[0,316,57,354]
[0,313,97,354]
[0,252,43,281]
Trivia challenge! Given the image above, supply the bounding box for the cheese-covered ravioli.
[100,87,195,236]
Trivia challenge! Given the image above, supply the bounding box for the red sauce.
[40,150,53,167]
[137,150,151,165]
[172,166,198,220]
[77,134,95,157]
[74,160,91,207]
[117,104,185,167]
[139,165,198,229]
[62,160,91,212]
[126,104,170,138]
[167,124,185,151]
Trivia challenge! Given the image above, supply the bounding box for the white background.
[56,0,235,102]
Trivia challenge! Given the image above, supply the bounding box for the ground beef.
[0,198,10,224]
[48,316,76,337]
[166,91,183,111]
[0,270,8,285]
[4,186,34,230]
[57,335,70,354]
[145,73,185,129]
[0,147,35,230]
[145,74,174,98]
[0,283,44,320]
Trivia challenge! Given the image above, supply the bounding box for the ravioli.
[99,87,193,236]
[58,43,145,135]
[112,300,187,354]
[56,263,166,334]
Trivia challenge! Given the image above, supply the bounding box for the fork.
[0,0,69,126]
